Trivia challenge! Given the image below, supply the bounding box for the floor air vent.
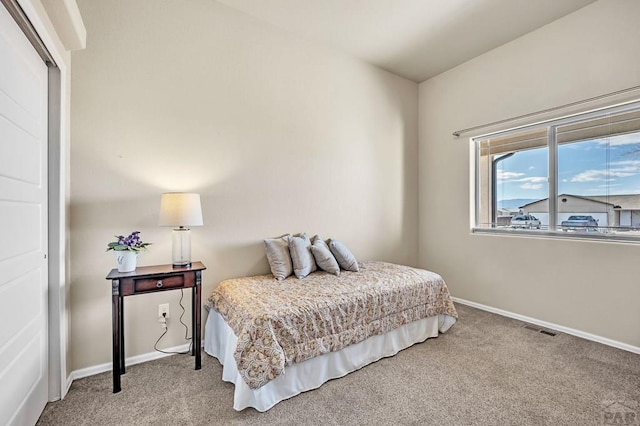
[522,324,557,337]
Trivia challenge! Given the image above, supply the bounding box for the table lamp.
[159,192,203,268]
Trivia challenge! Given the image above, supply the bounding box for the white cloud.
[497,170,525,180]
[528,166,535,170]
[595,133,640,147]
[570,167,638,182]
[520,183,543,190]
[515,176,547,183]
[610,160,640,166]
[497,170,547,188]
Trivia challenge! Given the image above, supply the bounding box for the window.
[474,101,640,241]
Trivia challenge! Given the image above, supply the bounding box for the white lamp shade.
[159,193,204,227]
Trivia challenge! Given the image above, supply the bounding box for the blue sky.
[496,132,640,201]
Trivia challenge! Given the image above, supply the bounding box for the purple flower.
[107,231,151,252]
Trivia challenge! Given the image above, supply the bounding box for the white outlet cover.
[158,303,170,318]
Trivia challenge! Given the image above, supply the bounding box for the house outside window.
[474,101,640,241]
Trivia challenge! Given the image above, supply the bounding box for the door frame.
[6,0,71,401]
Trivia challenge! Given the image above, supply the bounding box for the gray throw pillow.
[264,234,293,280]
[289,233,317,279]
[329,239,359,272]
[310,235,340,276]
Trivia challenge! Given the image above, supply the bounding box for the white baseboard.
[452,297,640,355]
[66,302,640,391]
[69,342,192,382]
[65,373,73,395]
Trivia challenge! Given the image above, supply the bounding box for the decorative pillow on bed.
[264,234,293,280]
[310,235,340,276]
[329,239,359,272]
[289,233,317,279]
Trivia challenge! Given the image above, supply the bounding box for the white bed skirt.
[204,309,457,412]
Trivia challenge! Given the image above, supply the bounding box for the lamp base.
[171,228,192,268]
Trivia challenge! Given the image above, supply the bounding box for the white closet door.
[0,3,49,426]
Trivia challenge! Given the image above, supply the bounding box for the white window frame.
[471,99,640,243]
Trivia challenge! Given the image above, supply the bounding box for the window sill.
[471,227,640,244]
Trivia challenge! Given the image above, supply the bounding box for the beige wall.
[70,0,418,370]
[419,0,640,347]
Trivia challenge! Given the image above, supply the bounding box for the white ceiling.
[216,0,596,82]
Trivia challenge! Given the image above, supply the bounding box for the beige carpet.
[37,305,640,425]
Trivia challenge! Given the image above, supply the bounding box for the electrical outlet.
[158,303,170,320]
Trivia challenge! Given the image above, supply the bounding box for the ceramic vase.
[114,250,137,273]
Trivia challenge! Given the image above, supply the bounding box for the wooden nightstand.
[105,261,206,393]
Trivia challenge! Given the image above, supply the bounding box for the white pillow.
[289,233,317,279]
[264,234,293,280]
[329,239,359,272]
[310,235,340,276]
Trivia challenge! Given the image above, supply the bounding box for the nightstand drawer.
[135,275,184,292]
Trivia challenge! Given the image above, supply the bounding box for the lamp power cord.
[154,288,193,355]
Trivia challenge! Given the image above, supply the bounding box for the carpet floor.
[37,304,640,425]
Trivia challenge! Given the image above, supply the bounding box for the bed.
[204,260,458,411]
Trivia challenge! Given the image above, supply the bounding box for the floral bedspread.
[206,261,458,390]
